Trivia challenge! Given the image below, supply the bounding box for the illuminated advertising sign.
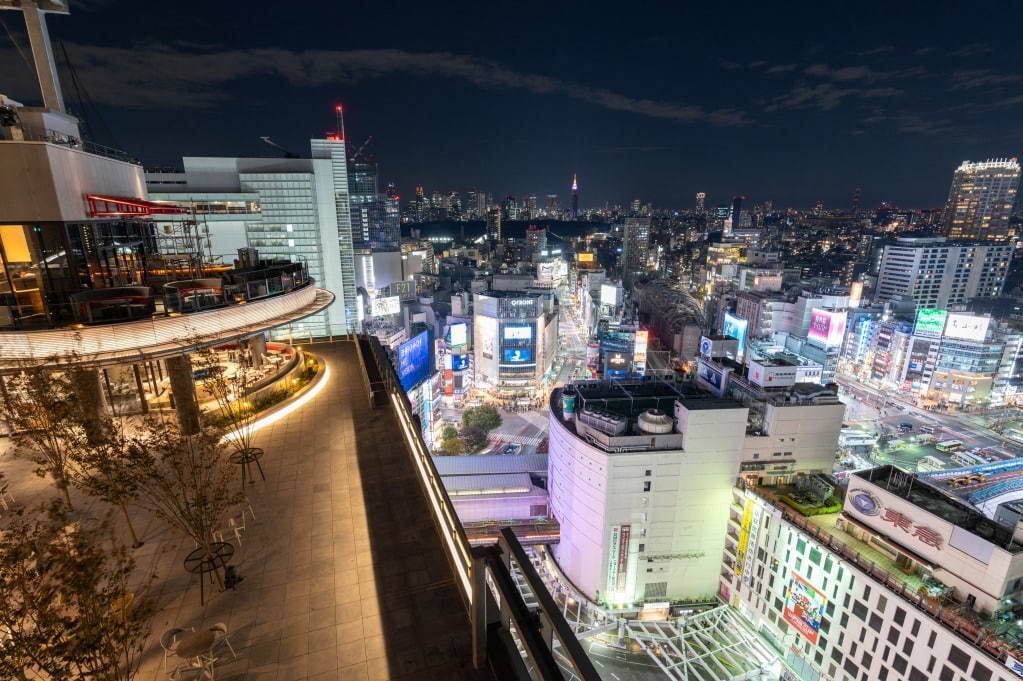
[914,308,948,338]
[503,348,532,363]
[451,354,468,371]
[449,322,467,348]
[371,295,400,317]
[848,281,864,308]
[503,324,533,340]
[577,252,595,263]
[944,313,990,342]
[782,574,827,644]
[606,524,632,598]
[807,309,847,347]
[397,330,431,392]
[477,316,498,360]
[633,329,649,374]
[722,313,748,349]
[600,283,620,306]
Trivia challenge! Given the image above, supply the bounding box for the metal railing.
[354,334,600,680]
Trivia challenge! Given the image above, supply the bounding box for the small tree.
[440,437,466,455]
[125,416,243,583]
[3,360,87,509]
[460,426,489,454]
[193,342,260,457]
[0,501,157,681]
[462,405,502,435]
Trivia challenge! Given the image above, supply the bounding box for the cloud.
[764,83,902,112]
[862,114,954,136]
[948,43,993,57]
[949,69,1023,91]
[858,46,895,56]
[765,63,797,74]
[50,43,751,127]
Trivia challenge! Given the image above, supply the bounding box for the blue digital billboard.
[397,330,431,391]
[451,354,469,370]
[722,313,748,349]
[503,348,532,363]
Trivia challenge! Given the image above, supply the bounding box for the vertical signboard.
[606,525,621,597]
[633,330,649,375]
[782,574,827,644]
[741,500,764,584]
[616,525,631,593]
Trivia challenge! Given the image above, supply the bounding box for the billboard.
[807,309,847,347]
[451,354,469,371]
[449,322,468,348]
[577,252,595,263]
[397,330,431,391]
[848,281,864,308]
[606,524,632,599]
[633,329,649,374]
[944,313,990,342]
[914,308,948,338]
[477,316,498,360]
[722,313,748,349]
[600,283,620,306]
[782,573,827,644]
[503,324,533,340]
[503,348,532,363]
[371,295,400,317]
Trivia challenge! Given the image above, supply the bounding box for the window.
[927,631,936,647]
[911,619,920,636]
[948,645,970,671]
[939,666,954,681]
[861,652,873,668]
[893,654,908,674]
[902,638,914,655]
[644,469,651,476]
[893,607,906,625]
[852,600,868,621]
[843,659,859,677]
[643,481,651,492]
[909,668,927,681]
[869,613,883,633]
[638,543,645,552]
[971,663,992,681]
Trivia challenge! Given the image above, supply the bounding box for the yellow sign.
[577,252,595,262]
[734,498,754,577]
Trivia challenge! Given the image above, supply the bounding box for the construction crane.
[349,135,373,163]
[258,136,299,159]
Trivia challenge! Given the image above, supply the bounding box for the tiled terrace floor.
[0,340,491,681]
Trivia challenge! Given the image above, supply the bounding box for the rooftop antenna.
[334,103,345,141]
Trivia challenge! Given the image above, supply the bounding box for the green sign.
[915,308,948,336]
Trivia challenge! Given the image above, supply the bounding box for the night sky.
[2,1,1023,210]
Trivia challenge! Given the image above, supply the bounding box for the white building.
[875,236,1012,310]
[548,378,843,607]
[146,139,357,336]
[724,466,1023,681]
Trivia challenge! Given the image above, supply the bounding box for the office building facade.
[942,158,1020,241]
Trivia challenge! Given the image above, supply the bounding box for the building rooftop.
[566,379,744,419]
[854,466,1023,552]
[432,454,548,476]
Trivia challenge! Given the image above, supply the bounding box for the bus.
[936,439,964,453]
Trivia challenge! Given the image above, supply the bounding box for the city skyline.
[2,2,1022,208]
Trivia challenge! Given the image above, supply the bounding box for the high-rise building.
[486,207,502,241]
[621,217,651,281]
[942,158,1020,241]
[523,195,538,219]
[629,198,641,215]
[348,161,397,250]
[695,192,706,211]
[473,291,558,402]
[147,137,358,335]
[546,194,559,216]
[525,225,547,258]
[874,236,1012,309]
[730,195,745,223]
[571,174,579,219]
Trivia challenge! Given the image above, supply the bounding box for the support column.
[165,354,200,435]
[246,333,267,368]
[71,367,106,442]
[471,551,488,669]
[19,2,65,113]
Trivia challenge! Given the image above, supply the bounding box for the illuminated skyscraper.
[942,158,1020,241]
[695,192,706,211]
[571,174,579,219]
[545,194,559,216]
[486,207,502,241]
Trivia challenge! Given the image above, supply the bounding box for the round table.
[184,542,235,605]
[229,447,266,488]
[175,629,217,660]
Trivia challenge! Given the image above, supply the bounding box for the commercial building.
[874,236,1012,310]
[621,217,651,282]
[472,290,558,405]
[547,373,843,607]
[724,466,1023,681]
[942,158,1020,241]
[348,160,400,251]
[146,139,359,336]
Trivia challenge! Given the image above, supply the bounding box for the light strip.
[391,392,474,600]
[242,364,331,436]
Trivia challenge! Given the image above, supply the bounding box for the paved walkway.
[0,341,491,681]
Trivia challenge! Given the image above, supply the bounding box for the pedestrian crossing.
[489,432,546,446]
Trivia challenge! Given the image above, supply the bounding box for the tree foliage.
[460,426,489,454]
[0,501,157,681]
[193,341,258,455]
[461,405,502,434]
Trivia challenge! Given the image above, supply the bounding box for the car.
[898,422,914,432]
[501,443,523,455]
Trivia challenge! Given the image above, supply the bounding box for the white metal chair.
[159,627,188,673]
[170,656,215,681]
[213,517,244,546]
[209,622,237,660]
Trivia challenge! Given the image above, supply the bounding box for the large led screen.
[722,313,748,348]
[944,313,990,342]
[397,330,431,391]
[503,348,532,363]
[914,308,948,337]
[503,325,533,340]
[807,309,847,347]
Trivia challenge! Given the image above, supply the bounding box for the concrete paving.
[0,340,491,681]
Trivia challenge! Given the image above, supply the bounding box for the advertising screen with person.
[503,348,532,363]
